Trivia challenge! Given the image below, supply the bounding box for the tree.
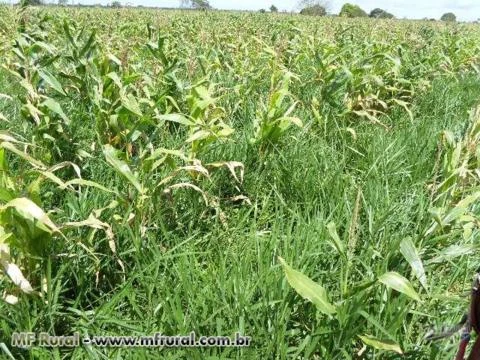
[441,12,456,22]
[259,9,266,13]
[298,1,328,16]
[339,3,367,18]
[20,0,42,6]
[297,0,330,12]
[270,4,278,12]
[110,0,121,7]
[180,0,212,9]
[300,4,326,16]
[369,8,394,19]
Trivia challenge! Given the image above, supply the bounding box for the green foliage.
[270,4,278,12]
[251,71,302,154]
[441,12,456,22]
[339,3,367,17]
[187,0,212,10]
[20,0,42,6]
[369,8,394,19]
[300,4,326,16]
[1,7,480,359]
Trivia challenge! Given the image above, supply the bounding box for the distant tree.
[299,0,327,16]
[259,8,266,13]
[339,3,367,18]
[369,8,394,19]
[180,0,211,9]
[21,0,42,6]
[297,0,330,12]
[300,4,326,16]
[110,0,121,7]
[270,4,278,12]
[440,12,456,22]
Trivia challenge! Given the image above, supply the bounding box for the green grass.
[1,7,480,359]
[1,72,480,359]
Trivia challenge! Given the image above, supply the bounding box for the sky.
[208,1,480,21]
[39,0,480,22]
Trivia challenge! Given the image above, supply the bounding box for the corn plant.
[251,71,302,154]
[4,22,72,163]
[0,133,116,304]
[426,106,480,238]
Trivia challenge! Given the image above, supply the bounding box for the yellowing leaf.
[63,179,114,193]
[156,114,194,126]
[358,335,403,354]
[1,198,60,234]
[0,245,34,295]
[2,262,34,294]
[1,142,46,169]
[64,214,116,254]
[186,130,210,143]
[2,293,19,305]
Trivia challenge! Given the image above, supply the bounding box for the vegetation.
[180,0,212,10]
[300,4,327,16]
[298,0,329,15]
[0,5,480,359]
[441,12,457,22]
[20,0,42,6]
[270,4,278,12]
[369,7,394,19]
[109,1,121,8]
[339,3,368,17]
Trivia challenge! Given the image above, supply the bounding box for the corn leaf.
[103,145,143,193]
[38,69,66,96]
[0,197,60,234]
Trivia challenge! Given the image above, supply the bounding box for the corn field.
[1,5,480,359]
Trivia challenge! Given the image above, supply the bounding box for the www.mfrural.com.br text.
[11,332,251,348]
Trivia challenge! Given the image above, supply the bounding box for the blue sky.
[47,0,480,21]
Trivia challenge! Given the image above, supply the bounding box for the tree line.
[18,0,460,22]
